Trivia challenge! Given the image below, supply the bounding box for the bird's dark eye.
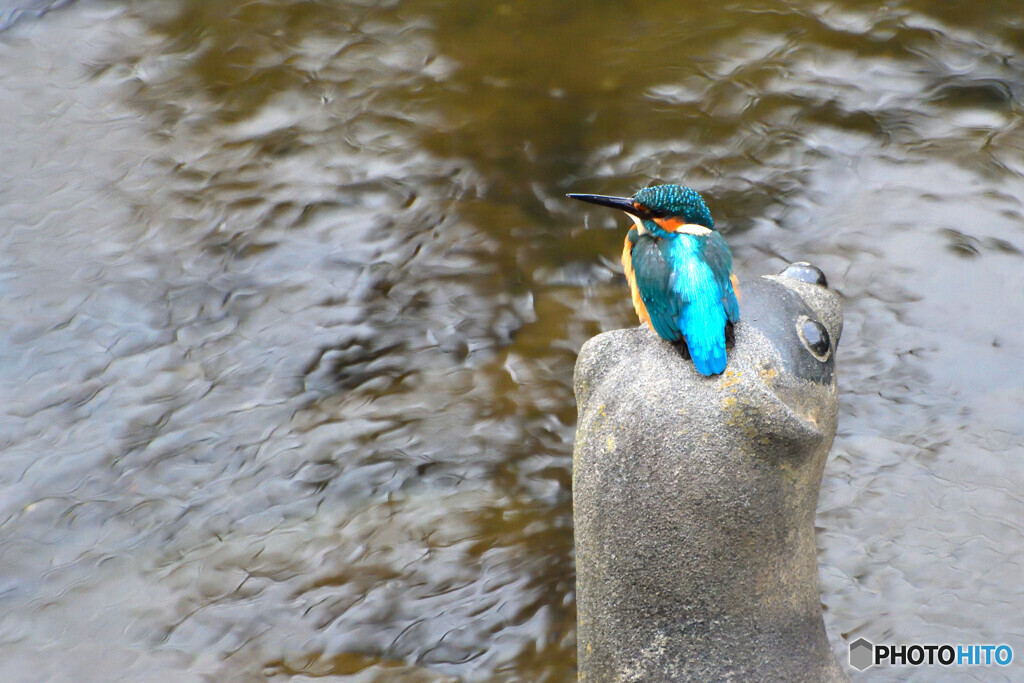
[798,318,831,361]
[648,208,671,219]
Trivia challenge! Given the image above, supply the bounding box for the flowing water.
[1,1,1022,680]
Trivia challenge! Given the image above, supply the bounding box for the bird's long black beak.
[566,193,643,217]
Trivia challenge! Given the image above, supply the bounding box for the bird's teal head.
[567,184,715,238]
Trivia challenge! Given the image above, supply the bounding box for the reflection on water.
[1,0,1022,680]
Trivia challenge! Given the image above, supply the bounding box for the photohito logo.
[849,638,1013,671]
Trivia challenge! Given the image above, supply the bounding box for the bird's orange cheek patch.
[653,217,685,232]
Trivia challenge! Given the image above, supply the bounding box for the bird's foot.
[672,338,692,360]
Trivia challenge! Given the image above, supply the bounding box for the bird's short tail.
[681,303,728,376]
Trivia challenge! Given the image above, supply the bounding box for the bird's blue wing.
[703,231,739,323]
[701,230,733,292]
[630,232,683,342]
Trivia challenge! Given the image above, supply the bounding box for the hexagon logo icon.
[849,637,874,671]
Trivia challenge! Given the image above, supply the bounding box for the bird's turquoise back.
[667,235,730,375]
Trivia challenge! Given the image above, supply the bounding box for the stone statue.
[573,263,846,681]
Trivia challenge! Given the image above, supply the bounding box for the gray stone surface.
[573,267,846,682]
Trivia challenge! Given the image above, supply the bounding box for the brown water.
[1,1,1022,680]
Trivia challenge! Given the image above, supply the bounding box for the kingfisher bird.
[567,184,740,376]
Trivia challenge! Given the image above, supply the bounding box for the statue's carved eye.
[779,262,828,288]
[798,317,832,361]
